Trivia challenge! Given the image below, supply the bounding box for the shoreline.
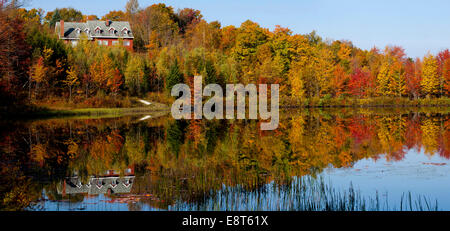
[1,102,171,120]
[2,97,450,120]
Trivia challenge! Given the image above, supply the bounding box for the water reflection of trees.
[0,109,449,210]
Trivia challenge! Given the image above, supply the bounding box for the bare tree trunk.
[69,86,72,102]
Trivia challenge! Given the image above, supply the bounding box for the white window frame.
[122,27,129,36]
[95,26,101,35]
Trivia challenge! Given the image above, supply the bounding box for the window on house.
[124,40,130,47]
[98,40,102,45]
[103,40,109,46]
[112,41,118,46]
[71,41,78,47]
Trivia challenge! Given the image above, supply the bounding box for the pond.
[0,107,449,211]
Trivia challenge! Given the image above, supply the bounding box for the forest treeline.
[1,0,450,112]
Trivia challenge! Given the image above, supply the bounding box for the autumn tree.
[176,8,202,33]
[102,10,126,21]
[269,25,294,75]
[29,56,47,99]
[437,49,450,96]
[288,62,306,101]
[16,8,43,25]
[83,15,98,21]
[90,54,116,93]
[108,69,124,97]
[0,5,30,106]
[64,66,79,101]
[314,46,335,97]
[184,20,221,51]
[125,0,140,17]
[45,8,83,27]
[219,25,237,53]
[377,47,406,97]
[332,65,349,97]
[125,55,146,95]
[404,58,422,99]
[233,20,268,83]
[443,59,450,96]
[421,54,439,97]
[349,68,371,97]
[254,43,283,84]
[131,3,178,51]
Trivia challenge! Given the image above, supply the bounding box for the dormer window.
[95,27,101,35]
[109,28,116,35]
[122,28,129,36]
[75,28,81,34]
[84,28,90,34]
[96,179,103,189]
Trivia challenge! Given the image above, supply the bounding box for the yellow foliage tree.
[421,54,439,97]
[29,56,47,99]
[315,47,335,96]
[89,54,115,92]
[377,57,405,97]
[64,66,79,101]
[288,62,306,101]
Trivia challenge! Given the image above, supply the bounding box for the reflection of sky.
[323,148,450,210]
[39,148,450,211]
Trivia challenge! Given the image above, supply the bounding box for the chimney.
[106,20,111,27]
[60,20,64,37]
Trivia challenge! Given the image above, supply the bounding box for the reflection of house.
[57,168,135,196]
[55,20,134,51]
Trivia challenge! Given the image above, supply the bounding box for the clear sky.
[24,0,450,58]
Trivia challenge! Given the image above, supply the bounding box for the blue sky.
[25,0,450,58]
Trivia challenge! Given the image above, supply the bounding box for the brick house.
[55,20,134,51]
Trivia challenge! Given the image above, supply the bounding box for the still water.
[0,108,449,211]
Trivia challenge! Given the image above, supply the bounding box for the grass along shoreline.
[2,101,170,120]
[36,106,169,117]
[281,96,450,108]
[4,97,450,120]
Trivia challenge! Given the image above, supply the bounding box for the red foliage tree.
[332,65,349,97]
[404,58,422,99]
[348,68,371,97]
[437,49,450,96]
[0,6,31,107]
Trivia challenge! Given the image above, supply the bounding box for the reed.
[169,176,439,211]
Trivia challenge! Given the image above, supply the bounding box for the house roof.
[56,20,134,40]
[57,176,135,195]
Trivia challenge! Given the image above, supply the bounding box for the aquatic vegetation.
[169,177,439,211]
